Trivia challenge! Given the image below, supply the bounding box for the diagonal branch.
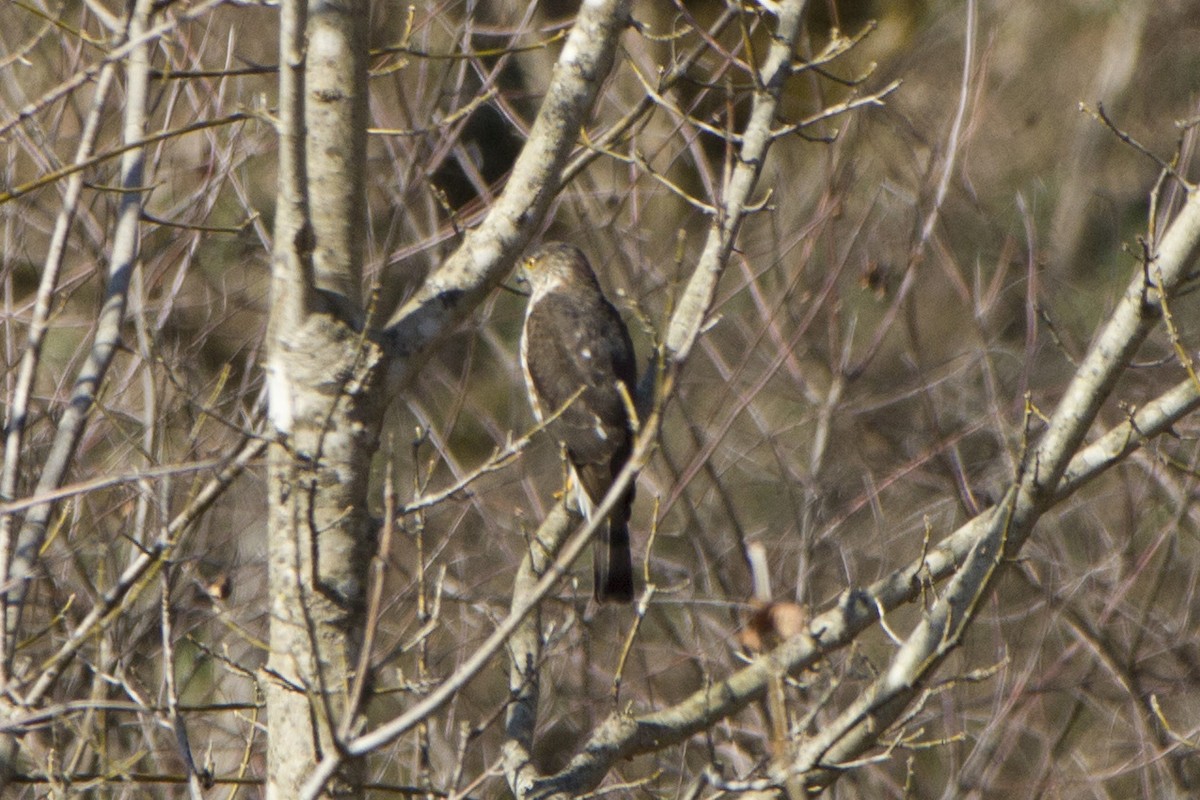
[299,391,665,799]
[0,61,118,682]
[526,328,1200,796]
[2,0,157,672]
[0,0,227,140]
[502,504,575,794]
[786,153,1200,792]
[663,0,810,364]
[384,0,632,373]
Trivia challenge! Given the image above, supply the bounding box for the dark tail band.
[594,520,633,603]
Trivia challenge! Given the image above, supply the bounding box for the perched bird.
[520,242,637,603]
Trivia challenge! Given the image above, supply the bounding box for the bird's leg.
[616,380,640,433]
[554,444,572,502]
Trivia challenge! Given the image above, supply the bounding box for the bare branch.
[3,0,158,681]
[384,0,632,371]
[0,0,228,139]
[522,318,1200,794]
[664,0,809,363]
[0,60,118,681]
[784,120,1200,791]
[302,383,669,799]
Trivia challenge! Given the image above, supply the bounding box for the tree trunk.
[264,323,385,797]
[265,0,376,795]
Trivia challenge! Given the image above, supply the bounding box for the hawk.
[520,242,637,603]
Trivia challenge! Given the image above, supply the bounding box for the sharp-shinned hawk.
[519,242,637,603]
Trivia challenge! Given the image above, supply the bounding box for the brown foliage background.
[3,0,1200,796]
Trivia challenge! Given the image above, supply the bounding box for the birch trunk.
[265,0,377,795]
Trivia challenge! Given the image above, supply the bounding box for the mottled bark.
[264,319,386,798]
[264,0,379,796]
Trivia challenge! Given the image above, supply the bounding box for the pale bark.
[787,151,1200,793]
[267,1,630,795]
[3,0,153,653]
[264,0,382,796]
[0,0,155,787]
[306,0,369,310]
[663,0,808,363]
[384,0,632,376]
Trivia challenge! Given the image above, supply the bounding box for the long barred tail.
[594,518,634,604]
[574,463,636,603]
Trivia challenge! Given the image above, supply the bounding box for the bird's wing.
[523,292,636,503]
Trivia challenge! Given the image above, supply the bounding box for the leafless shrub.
[2,1,1200,798]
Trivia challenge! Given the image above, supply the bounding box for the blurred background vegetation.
[4,0,1200,796]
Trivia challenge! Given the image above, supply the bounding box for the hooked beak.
[502,264,530,297]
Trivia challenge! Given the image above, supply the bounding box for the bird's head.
[520,242,600,299]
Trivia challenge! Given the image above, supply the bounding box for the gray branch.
[786,164,1200,791]
[2,0,157,666]
[0,62,118,678]
[383,0,631,374]
[663,0,810,364]
[521,327,1200,797]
